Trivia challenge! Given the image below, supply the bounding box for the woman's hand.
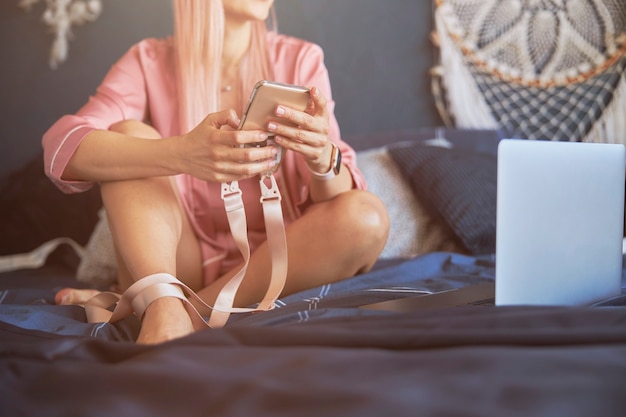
[179,109,279,182]
[268,87,334,175]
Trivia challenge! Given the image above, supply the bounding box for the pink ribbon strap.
[209,175,288,327]
[84,174,289,330]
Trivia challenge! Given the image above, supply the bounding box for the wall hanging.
[19,0,102,69]
[432,0,626,144]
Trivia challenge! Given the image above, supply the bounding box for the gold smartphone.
[238,80,310,132]
[238,81,309,174]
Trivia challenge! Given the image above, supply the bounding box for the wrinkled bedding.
[2,253,626,417]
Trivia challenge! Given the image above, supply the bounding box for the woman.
[43,0,389,344]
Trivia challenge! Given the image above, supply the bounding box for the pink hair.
[173,0,274,133]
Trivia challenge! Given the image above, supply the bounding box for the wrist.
[162,135,187,175]
[308,143,342,181]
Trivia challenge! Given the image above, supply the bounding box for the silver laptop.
[362,139,624,312]
[495,139,624,306]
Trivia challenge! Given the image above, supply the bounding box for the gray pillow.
[357,147,462,259]
[388,143,497,255]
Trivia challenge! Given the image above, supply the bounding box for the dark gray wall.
[0,0,440,178]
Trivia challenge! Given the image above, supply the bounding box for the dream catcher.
[19,0,102,69]
[432,0,626,143]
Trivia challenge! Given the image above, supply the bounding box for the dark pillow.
[388,143,497,255]
[0,152,102,256]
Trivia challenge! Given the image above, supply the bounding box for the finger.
[207,127,271,149]
[272,131,326,162]
[271,109,328,141]
[273,104,318,131]
[273,87,329,134]
[307,86,329,118]
[211,157,279,182]
[267,119,326,148]
[204,109,241,129]
[230,141,280,163]
[197,143,277,182]
[232,129,275,148]
[212,130,279,160]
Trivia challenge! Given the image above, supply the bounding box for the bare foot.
[135,297,196,344]
[56,288,197,344]
[55,288,102,305]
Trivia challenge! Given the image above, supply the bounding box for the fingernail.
[260,132,268,140]
[275,106,285,116]
[268,122,277,131]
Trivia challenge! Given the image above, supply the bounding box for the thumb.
[205,109,241,130]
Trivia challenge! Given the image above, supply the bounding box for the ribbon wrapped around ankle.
[83,174,289,330]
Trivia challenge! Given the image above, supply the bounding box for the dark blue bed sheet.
[2,253,626,417]
[2,252,626,340]
[0,252,496,341]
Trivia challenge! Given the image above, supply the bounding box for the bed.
[1,127,626,417]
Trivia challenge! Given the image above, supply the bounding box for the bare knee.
[109,120,162,139]
[100,120,175,209]
[346,190,390,243]
[329,190,390,271]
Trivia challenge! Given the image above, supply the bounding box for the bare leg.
[57,120,204,344]
[59,121,390,343]
[194,189,390,312]
[104,121,207,344]
[60,181,389,339]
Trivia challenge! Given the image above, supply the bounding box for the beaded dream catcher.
[432,0,626,143]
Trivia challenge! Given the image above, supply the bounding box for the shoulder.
[128,37,174,63]
[110,38,173,72]
[266,32,326,84]
[107,37,174,84]
[267,31,322,52]
[267,32,324,63]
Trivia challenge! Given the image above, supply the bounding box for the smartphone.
[238,80,310,132]
[238,81,309,175]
